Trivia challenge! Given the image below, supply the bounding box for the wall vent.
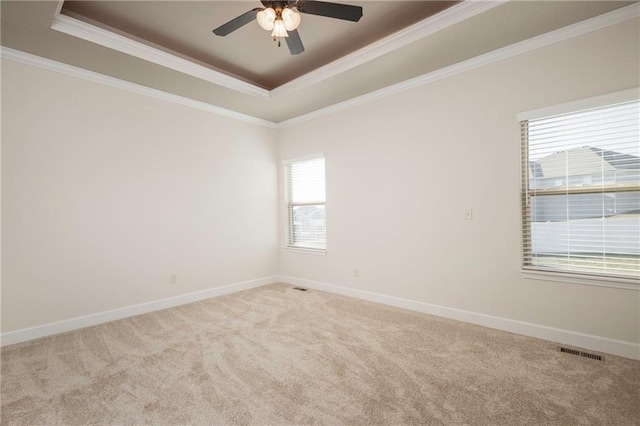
[559,346,604,362]
[292,287,308,292]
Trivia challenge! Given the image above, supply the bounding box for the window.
[285,156,326,251]
[520,93,639,282]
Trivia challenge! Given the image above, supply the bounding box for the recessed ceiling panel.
[2,1,635,123]
[61,1,458,89]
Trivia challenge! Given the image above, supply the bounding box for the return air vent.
[292,287,309,292]
[559,347,604,362]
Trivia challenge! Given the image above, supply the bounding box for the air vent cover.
[559,347,604,362]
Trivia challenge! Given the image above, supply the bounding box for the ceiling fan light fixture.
[213,0,364,55]
[256,7,276,30]
[281,8,301,31]
[271,18,289,38]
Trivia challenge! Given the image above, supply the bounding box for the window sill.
[283,247,327,256]
[522,269,639,291]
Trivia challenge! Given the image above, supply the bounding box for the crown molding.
[49,0,504,100]
[50,12,270,99]
[4,3,637,129]
[0,47,278,129]
[269,0,506,98]
[278,2,640,128]
[53,0,64,17]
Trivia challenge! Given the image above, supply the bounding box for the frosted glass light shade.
[281,8,301,31]
[271,19,289,37]
[257,7,276,30]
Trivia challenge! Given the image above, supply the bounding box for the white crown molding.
[3,3,636,129]
[53,0,64,17]
[49,0,504,100]
[0,47,278,129]
[278,2,640,128]
[50,12,270,99]
[0,275,280,347]
[269,0,506,98]
[278,275,640,360]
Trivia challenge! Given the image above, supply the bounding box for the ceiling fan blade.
[286,29,305,55]
[212,8,261,36]
[297,1,363,22]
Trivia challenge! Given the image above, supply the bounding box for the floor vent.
[559,347,604,362]
[292,287,309,292]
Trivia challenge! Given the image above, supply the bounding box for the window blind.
[285,157,326,250]
[520,99,639,280]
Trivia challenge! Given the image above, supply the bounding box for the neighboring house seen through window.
[520,95,639,282]
[285,156,326,251]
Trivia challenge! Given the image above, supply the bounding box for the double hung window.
[285,156,326,251]
[520,93,639,283]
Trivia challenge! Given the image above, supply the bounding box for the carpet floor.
[1,283,638,425]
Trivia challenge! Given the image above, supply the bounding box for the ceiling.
[61,1,459,89]
[1,1,635,123]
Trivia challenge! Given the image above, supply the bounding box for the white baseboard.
[278,275,640,360]
[5,274,638,360]
[0,275,279,347]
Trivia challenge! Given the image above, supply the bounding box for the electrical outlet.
[354,269,360,278]
[170,274,177,284]
[464,208,473,220]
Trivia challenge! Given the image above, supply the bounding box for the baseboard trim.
[0,275,279,347]
[5,274,637,360]
[278,275,640,360]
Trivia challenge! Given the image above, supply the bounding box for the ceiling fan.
[212,0,363,55]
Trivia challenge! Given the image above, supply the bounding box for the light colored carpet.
[1,283,638,425]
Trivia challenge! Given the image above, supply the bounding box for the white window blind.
[285,157,326,250]
[520,99,639,281]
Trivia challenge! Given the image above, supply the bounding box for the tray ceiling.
[1,1,636,123]
[61,1,458,89]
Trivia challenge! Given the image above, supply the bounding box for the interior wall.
[278,19,640,344]
[1,60,279,333]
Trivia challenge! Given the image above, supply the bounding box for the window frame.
[518,89,640,291]
[283,154,327,254]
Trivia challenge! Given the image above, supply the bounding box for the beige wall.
[1,18,638,345]
[278,20,640,343]
[1,60,279,332]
